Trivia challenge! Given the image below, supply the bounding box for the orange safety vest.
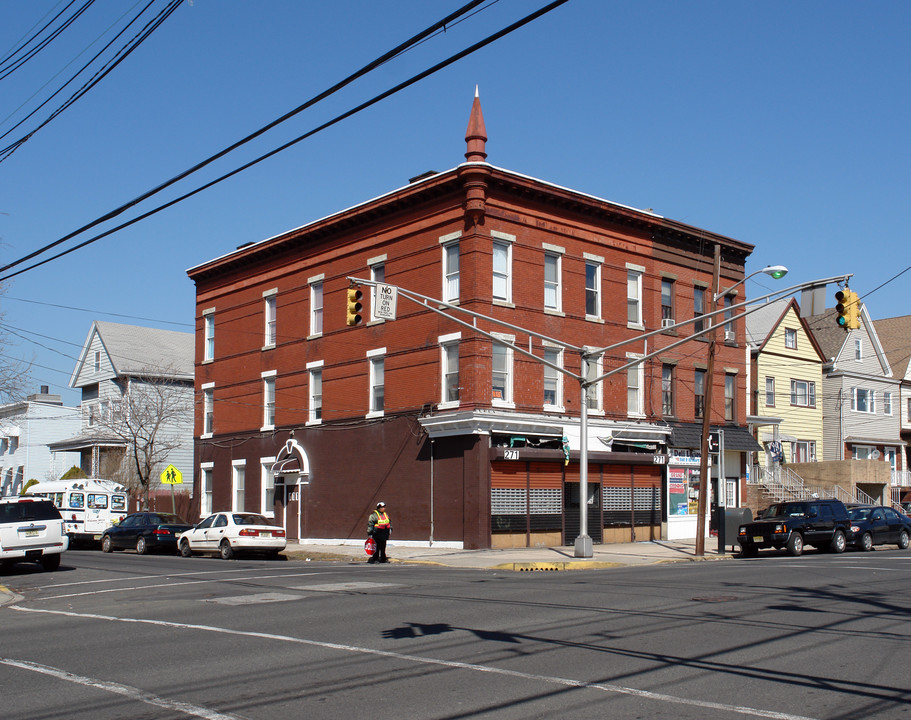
[374,511,390,529]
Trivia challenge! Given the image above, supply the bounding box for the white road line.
[44,566,332,589]
[11,606,817,720]
[0,657,248,720]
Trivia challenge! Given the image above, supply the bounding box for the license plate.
[25,530,39,537]
[93,534,102,540]
[259,531,271,537]
[753,536,763,542]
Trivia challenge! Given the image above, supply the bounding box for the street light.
[696,257,788,557]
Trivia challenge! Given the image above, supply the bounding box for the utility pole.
[695,243,721,556]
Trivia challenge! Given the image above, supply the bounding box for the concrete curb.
[0,584,22,607]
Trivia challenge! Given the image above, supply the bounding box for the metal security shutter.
[602,465,661,527]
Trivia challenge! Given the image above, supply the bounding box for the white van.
[0,497,69,572]
[25,479,128,544]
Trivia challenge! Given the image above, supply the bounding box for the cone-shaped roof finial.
[464,86,487,163]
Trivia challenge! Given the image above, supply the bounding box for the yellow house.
[746,298,826,470]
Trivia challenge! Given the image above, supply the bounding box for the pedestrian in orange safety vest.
[367,502,391,564]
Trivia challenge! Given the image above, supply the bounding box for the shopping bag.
[365,537,377,556]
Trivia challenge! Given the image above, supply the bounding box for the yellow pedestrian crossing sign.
[161,465,183,485]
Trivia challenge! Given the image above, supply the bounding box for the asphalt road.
[2,547,911,720]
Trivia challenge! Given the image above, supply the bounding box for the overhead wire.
[0,0,94,79]
[0,0,569,281]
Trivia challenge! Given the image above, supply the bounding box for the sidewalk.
[283,538,736,570]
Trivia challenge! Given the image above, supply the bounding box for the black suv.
[738,498,851,557]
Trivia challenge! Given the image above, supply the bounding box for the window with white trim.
[627,266,643,328]
[440,333,460,407]
[784,328,797,349]
[202,383,214,436]
[94,350,101,372]
[791,441,816,464]
[264,291,277,347]
[854,445,874,460]
[585,352,603,412]
[492,233,513,303]
[852,387,875,413]
[765,377,775,407]
[661,278,674,323]
[884,391,893,415]
[662,364,675,417]
[491,334,514,406]
[442,234,460,303]
[232,460,246,512]
[543,347,563,409]
[855,338,862,361]
[695,369,706,419]
[262,371,276,429]
[627,353,645,417]
[260,458,275,517]
[369,260,385,321]
[585,260,601,318]
[307,361,322,425]
[694,286,707,334]
[544,251,562,311]
[200,463,213,516]
[368,348,385,417]
[203,310,215,362]
[725,373,736,421]
[790,379,816,408]
[309,280,323,337]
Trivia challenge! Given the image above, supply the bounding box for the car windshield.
[766,503,807,518]
[152,514,185,524]
[233,514,271,526]
[849,507,872,521]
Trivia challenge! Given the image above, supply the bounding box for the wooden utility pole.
[695,243,721,556]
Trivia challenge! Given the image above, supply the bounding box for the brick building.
[187,93,757,549]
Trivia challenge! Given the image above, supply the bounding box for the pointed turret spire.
[464,85,487,163]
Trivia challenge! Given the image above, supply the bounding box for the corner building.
[187,94,756,549]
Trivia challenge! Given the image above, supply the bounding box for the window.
[440,333,460,407]
[695,369,706,419]
[200,463,213,516]
[263,291,277,347]
[262,371,276,429]
[368,349,385,416]
[854,446,874,460]
[544,252,561,311]
[543,347,563,409]
[260,459,275,517]
[309,280,323,336]
[854,338,862,361]
[884,391,893,415]
[907,397,911,423]
[369,261,385,321]
[94,350,101,372]
[585,260,601,318]
[232,460,245,512]
[790,379,816,408]
[442,235,460,302]
[491,334,514,406]
[627,266,643,327]
[765,377,775,407]
[627,353,644,417]
[661,279,674,323]
[584,352,603,412]
[662,364,675,417]
[203,311,215,361]
[784,328,797,349]
[307,362,322,424]
[693,286,706,334]
[492,233,513,302]
[791,441,815,463]
[852,387,875,413]
[202,383,214,436]
[725,373,736,421]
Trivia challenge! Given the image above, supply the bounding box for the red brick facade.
[188,95,754,548]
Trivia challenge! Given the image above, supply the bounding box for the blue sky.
[1,0,909,406]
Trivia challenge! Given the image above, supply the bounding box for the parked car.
[0,497,68,572]
[101,512,194,554]
[738,498,850,557]
[178,512,286,559]
[846,505,911,551]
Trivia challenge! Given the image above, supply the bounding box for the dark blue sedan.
[101,512,194,555]
[847,505,911,551]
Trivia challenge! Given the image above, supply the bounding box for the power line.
[0,0,493,276]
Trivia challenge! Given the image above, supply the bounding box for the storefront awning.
[271,456,303,476]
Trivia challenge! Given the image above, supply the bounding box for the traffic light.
[346,287,363,326]
[835,288,860,330]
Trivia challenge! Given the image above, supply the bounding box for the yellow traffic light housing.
[346,287,363,326]
[835,288,860,330]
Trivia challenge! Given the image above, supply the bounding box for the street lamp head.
[761,265,788,280]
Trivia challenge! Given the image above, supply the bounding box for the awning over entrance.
[669,423,763,453]
[271,456,302,475]
[270,438,311,484]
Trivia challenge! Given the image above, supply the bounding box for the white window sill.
[307,333,322,340]
[437,401,460,410]
[585,315,604,324]
[262,344,276,352]
[366,411,384,419]
[305,419,322,427]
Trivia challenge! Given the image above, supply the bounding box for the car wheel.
[136,536,148,555]
[179,539,193,558]
[898,530,910,550]
[101,535,113,553]
[40,554,61,572]
[219,540,234,560]
[830,530,846,554]
[787,533,804,556]
[860,532,874,552]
